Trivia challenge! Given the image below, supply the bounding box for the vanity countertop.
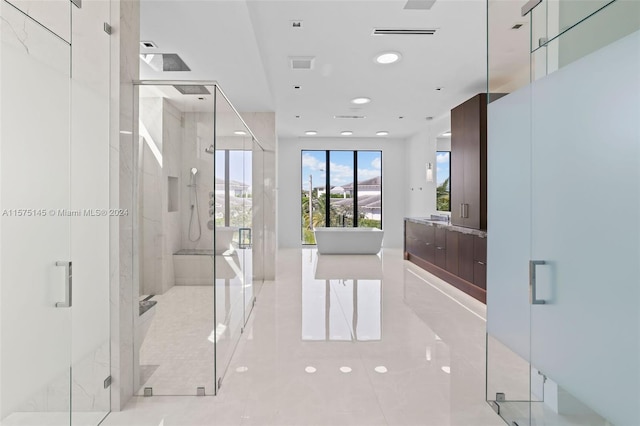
[404,217,487,238]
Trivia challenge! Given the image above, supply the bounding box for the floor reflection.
[302,250,382,341]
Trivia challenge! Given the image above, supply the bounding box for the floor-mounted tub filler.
[313,227,384,255]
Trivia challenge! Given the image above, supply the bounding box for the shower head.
[191,167,198,175]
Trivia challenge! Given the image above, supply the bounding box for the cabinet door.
[422,225,436,264]
[450,103,465,227]
[434,227,447,269]
[405,222,420,256]
[458,233,475,282]
[463,95,481,229]
[445,229,459,274]
[473,236,487,288]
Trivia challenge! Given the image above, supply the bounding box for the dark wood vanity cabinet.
[473,235,487,290]
[451,93,507,230]
[458,233,474,283]
[405,220,487,303]
[435,228,447,269]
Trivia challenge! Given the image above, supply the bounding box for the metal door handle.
[529,260,546,305]
[463,203,469,218]
[55,261,72,308]
[459,204,464,218]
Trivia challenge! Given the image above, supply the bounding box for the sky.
[301,150,382,190]
[215,150,252,183]
[436,151,450,187]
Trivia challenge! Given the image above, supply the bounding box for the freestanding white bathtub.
[314,227,384,255]
[215,226,238,254]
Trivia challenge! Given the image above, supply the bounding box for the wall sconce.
[426,162,434,182]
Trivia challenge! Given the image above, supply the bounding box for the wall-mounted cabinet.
[451,93,504,230]
[404,219,487,303]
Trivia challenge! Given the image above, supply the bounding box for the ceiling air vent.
[334,115,367,119]
[372,28,437,36]
[140,53,191,72]
[404,0,436,10]
[173,85,211,95]
[289,56,315,70]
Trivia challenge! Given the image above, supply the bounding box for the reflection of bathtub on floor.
[314,253,382,280]
[314,227,384,255]
[173,249,240,285]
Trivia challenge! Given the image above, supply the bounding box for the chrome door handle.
[459,204,464,218]
[529,260,546,305]
[55,261,72,308]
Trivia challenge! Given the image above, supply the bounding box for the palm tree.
[437,177,450,211]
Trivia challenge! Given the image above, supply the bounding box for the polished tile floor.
[103,248,504,426]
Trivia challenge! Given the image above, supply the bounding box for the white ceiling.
[140,0,528,140]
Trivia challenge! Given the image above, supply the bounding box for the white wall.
[404,115,451,218]
[277,137,405,249]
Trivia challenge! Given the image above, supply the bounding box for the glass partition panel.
[487,1,640,425]
[213,86,252,391]
[487,0,530,97]
[134,82,217,396]
[1,2,72,424]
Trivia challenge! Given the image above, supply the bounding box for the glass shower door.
[528,1,639,425]
[1,1,72,424]
[487,1,640,425]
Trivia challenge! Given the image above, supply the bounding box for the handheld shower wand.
[188,167,202,242]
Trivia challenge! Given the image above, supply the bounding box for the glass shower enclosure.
[486,1,640,425]
[133,81,264,396]
[0,1,112,424]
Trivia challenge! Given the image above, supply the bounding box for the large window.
[301,150,382,244]
[436,151,451,212]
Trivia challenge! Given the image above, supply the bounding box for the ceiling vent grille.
[173,85,211,95]
[334,115,367,119]
[289,56,315,70]
[372,28,437,36]
[404,0,436,10]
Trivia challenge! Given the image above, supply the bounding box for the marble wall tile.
[7,0,71,42]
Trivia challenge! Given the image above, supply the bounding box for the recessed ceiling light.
[341,131,353,136]
[351,97,371,105]
[234,130,247,135]
[441,131,452,137]
[376,131,389,136]
[305,130,318,136]
[375,52,401,64]
[305,366,317,373]
[374,366,388,373]
[441,366,451,374]
[339,366,352,373]
[235,366,248,373]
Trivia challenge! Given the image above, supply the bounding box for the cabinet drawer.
[434,227,447,268]
[458,233,474,282]
[474,235,487,262]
